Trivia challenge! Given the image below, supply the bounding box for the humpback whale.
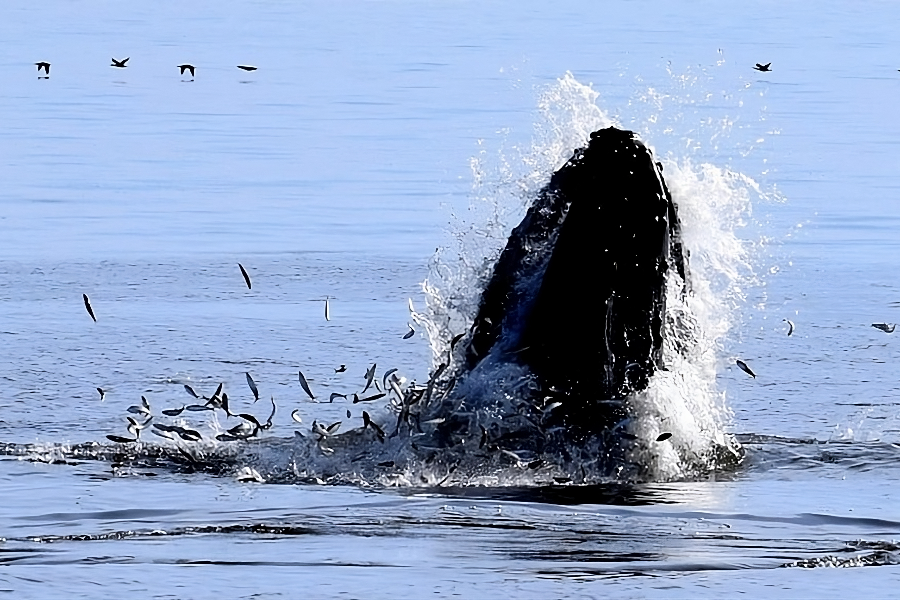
[439,126,688,439]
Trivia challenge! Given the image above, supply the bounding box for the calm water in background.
[2,1,900,598]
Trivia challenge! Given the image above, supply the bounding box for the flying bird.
[35,62,50,75]
[177,64,195,77]
[753,63,772,72]
[872,323,896,333]
[83,294,97,322]
[237,65,257,72]
[736,359,756,378]
[111,57,129,68]
[238,263,252,289]
[97,387,105,401]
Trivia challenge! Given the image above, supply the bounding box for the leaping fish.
[325,297,331,321]
[784,319,795,336]
[736,359,756,378]
[363,363,376,393]
[298,370,315,401]
[246,372,259,402]
[83,294,97,322]
[238,263,252,289]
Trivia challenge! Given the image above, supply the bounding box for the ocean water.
[2,1,900,597]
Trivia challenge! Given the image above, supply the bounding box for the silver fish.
[363,363,376,393]
[382,368,399,392]
[238,263,252,289]
[736,359,756,378]
[246,372,259,402]
[83,294,97,322]
[784,319,795,336]
[298,370,315,401]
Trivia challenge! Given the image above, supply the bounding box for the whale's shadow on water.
[1,127,744,491]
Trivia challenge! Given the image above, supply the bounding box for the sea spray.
[420,72,767,481]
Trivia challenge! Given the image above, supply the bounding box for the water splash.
[419,71,772,482]
[3,71,776,487]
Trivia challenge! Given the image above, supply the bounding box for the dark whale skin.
[461,127,687,430]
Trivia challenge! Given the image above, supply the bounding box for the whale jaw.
[460,127,687,430]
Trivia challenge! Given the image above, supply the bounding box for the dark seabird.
[237,65,257,72]
[178,64,195,77]
[736,359,757,378]
[753,63,772,72]
[97,387,105,401]
[83,294,97,322]
[334,365,346,373]
[111,57,129,68]
[872,323,896,333]
[35,62,50,75]
[238,263,252,289]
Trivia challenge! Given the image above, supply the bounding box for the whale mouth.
[458,128,687,425]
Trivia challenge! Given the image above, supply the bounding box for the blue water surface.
[2,1,900,598]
